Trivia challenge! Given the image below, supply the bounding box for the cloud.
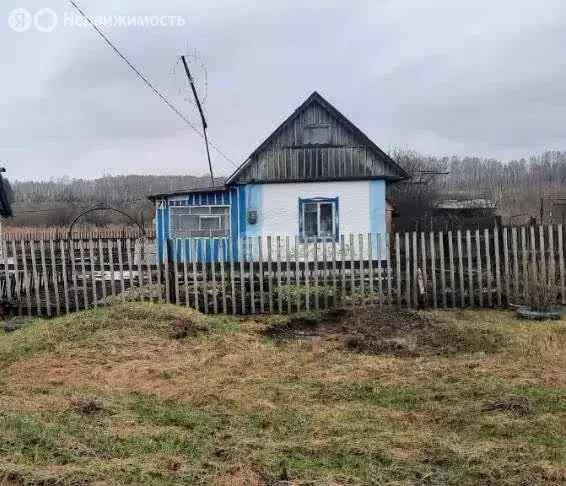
[1,0,565,180]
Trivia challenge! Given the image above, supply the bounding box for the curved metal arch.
[67,206,146,240]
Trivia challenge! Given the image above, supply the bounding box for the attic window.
[303,124,330,145]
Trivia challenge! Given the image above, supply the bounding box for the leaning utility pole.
[181,55,214,186]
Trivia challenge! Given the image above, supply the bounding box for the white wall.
[256,181,377,260]
[262,181,370,237]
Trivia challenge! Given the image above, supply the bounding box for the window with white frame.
[169,206,230,238]
[299,197,339,242]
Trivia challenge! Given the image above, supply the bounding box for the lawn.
[0,303,564,485]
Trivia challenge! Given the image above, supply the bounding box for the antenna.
[181,55,215,186]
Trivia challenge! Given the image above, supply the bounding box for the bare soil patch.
[262,307,506,356]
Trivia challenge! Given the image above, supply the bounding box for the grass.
[0,303,565,485]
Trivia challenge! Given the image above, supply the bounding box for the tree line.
[5,149,566,228]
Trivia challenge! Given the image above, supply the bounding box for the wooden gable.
[226,92,408,185]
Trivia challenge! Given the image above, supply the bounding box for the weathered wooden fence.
[0,225,564,317]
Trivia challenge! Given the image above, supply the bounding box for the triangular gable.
[226,91,409,185]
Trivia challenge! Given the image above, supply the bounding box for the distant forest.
[5,149,566,228]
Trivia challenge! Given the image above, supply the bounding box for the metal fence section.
[0,225,564,317]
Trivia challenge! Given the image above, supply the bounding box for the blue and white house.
[148,92,408,263]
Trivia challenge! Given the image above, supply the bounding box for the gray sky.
[2,0,566,181]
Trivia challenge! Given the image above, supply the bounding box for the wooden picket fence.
[0,225,564,318]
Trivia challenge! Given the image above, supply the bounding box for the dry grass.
[0,303,564,485]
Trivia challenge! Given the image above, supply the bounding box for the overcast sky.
[2,0,565,181]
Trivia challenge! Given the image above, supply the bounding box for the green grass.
[0,303,565,485]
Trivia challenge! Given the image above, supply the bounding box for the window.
[169,206,230,238]
[299,197,339,242]
[303,124,331,145]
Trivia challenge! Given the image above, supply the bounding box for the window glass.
[299,198,337,241]
[170,206,230,238]
[319,203,334,237]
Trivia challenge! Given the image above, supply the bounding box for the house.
[431,198,500,230]
[148,92,408,262]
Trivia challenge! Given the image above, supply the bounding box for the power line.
[66,0,238,169]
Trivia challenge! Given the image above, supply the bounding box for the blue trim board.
[369,179,387,260]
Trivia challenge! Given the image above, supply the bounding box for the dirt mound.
[262,307,505,357]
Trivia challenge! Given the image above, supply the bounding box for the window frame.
[298,197,339,243]
[169,204,231,239]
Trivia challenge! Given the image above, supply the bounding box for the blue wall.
[156,186,256,263]
[156,187,241,263]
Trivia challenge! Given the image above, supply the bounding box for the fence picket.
[229,238,236,315]
[503,228,510,304]
[376,235,383,308]
[117,239,126,297]
[183,242,190,308]
[277,236,283,313]
[203,240,210,314]
[295,236,301,312]
[517,227,523,304]
[420,232,428,306]
[412,232,418,307]
[350,234,356,302]
[475,230,483,308]
[438,232,446,308]
[430,232,437,309]
[358,234,364,301]
[303,238,309,311]
[539,226,546,286]
[98,240,107,303]
[126,238,134,299]
[405,232,411,309]
[49,240,61,315]
[322,239,329,309]
[59,241,70,314]
[466,230,474,308]
[341,235,346,306]
[89,239,98,309]
[136,239,144,300]
[494,227,501,306]
[10,241,22,315]
[163,241,170,304]
[79,240,89,310]
[192,240,200,312]
[457,230,465,307]
[19,241,32,315]
[39,240,51,316]
[70,240,79,310]
[484,229,492,307]
[173,241,180,306]
[220,239,227,314]
[107,240,117,298]
[559,224,565,304]
[286,236,292,313]
[267,236,274,313]
[259,236,265,313]
[548,225,555,289]
[396,233,402,307]
[530,226,538,284]
[211,241,218,314]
